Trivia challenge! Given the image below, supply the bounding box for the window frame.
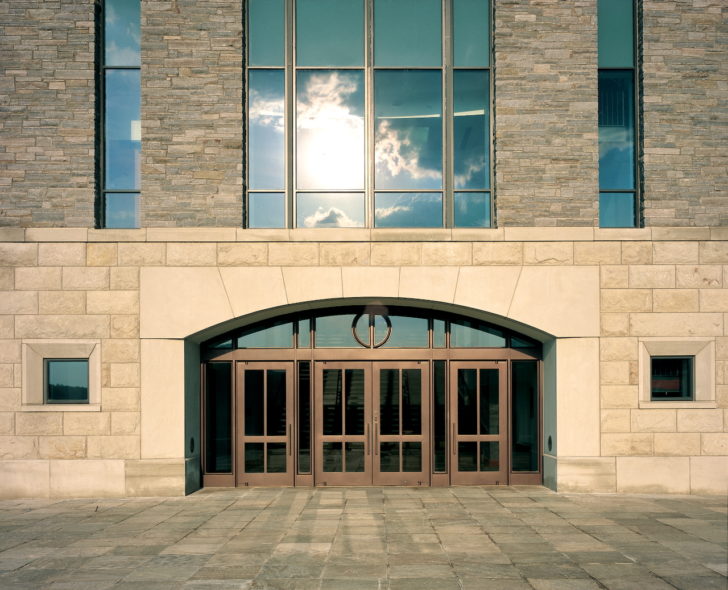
[597,0,642,228]
[243,0,494,229]
[97,0,142,229]
[22,340,101,412]
[44,358,91,404]
[649,355,694,402]
[638,338,716,409]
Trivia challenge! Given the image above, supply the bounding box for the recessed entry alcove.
[188,299,552,488]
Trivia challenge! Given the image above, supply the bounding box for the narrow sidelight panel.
[511,361,539,471]
[204,363,232,473]
[433,361,447,472]
[298,362,312,473]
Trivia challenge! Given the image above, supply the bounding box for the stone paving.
[0,487,725,590]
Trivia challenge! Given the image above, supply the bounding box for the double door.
[314,361,429,486]
[234,360,510,486]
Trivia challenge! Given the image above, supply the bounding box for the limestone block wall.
[0,226,726,498]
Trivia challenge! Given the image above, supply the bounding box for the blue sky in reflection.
[375,193,442,227]
[454,70,489,189]
[105,70,140,190]
[297,71,365,190]
[105,0,140,66]
[297,193,365,228]
[375,71,442,190]
[249,70,285,189]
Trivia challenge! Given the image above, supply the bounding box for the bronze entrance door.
[235,362,294,486]
[449,361,508,485]
[314,361,429,486]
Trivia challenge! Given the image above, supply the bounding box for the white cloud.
[375,120,441,184]
[303,206,364,228]
[374,204,412,220]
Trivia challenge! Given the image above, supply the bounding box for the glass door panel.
[314,363,372,485]
[373,362,429,485]
[236,362,294,486]
[450,362,506,484]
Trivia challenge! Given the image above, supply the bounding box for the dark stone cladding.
[493,0,600,227]
[641,0,728,227]
[141,0,243,227]
[0,0,725,228]
[0,0,95,227]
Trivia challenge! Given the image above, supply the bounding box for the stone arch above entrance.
[139,265,599,341]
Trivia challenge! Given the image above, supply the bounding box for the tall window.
[99,0,141,228]
[245,0,492,229]
[598,0,639,228]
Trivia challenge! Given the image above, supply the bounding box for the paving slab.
[0,487,724,589]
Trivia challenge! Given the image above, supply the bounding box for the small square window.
[46,359,89,404]
[651,356,693,401]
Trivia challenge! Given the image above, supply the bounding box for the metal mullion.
[443,0,452,228]
[366,0,374,228]
[287,0,295,228]
[488,0,495,227]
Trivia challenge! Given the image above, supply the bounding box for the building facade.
[0,0,726,498]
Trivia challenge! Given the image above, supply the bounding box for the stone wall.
[642,0,728,226]
[141,0,243,226]
[0,226,726,497]
[2,1,726,228]
[0,0,95,227]
[493,0,599,226]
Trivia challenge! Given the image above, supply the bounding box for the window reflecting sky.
[105,70,140,190]
[249,192,285,228]
[454,70,489,190]
[297,193,365,228]
[105,0,140,66]
[105,193,139,229]
[454,192,490,228]
[375,193,442,227]
[297,0,363,66]
[375,71,442,190]
[297,70,365,190]
[249,70,285,190]
[599,71,634,190]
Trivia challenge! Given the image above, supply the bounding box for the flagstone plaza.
[0,487,725,589]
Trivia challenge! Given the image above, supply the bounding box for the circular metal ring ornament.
[351,313,392,348]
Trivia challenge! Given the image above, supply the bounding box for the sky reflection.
[375,70,442,190]
[375,192,442,227]
[249,70,285,190]
[297,70,365,190]
[297,193,365,228]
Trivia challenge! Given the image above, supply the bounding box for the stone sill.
[637,401,717,409]
[20,404,101,412]
[1,226,726,243]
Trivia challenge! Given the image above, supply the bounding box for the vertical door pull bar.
[452,424,456,455]
[366,423,370,455]
[288,424,292,455]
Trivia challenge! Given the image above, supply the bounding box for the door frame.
[235,361,295,486]
[314,361,372,486]
[449,360,508,485]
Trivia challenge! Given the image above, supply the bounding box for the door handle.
[374,427,379,455]
[452,423,456,455]
[366,424,370,455]
[288,423,292,455]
